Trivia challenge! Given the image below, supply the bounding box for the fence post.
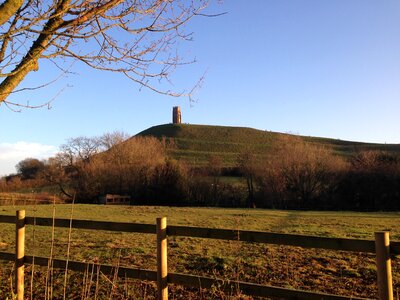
[15,210,25,300]
[157,217,168,300]
[375,231,393,300]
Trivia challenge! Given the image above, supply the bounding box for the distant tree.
[237,151,257,207]
[258,136,346,209]
[59,136,101,165]
[45,136,103,200]
[149,159,189,205]
[98,136,166,197]
[15,158,45,179]
[257,157,287,208]
[41,154,73,198]
[337,151,400,210]
[0,177,7,192]
[0,0,209,108]
[207,154,222,204]
[2,174,23,191]
[99,131,130,151]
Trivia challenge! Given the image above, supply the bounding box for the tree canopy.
[15,157,44,179]
[0,0,208,108]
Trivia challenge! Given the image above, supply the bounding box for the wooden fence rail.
[0,193,65,206]
[0,211,397,300]
[0,252,367,300]
[3,215,399,253]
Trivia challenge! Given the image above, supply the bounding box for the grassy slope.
[137,123,400,166]
[0,205,399,298]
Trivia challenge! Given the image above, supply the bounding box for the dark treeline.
[254,139,400,211]
[1,133,400,211]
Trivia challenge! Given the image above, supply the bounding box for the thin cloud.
[0,142,57,176]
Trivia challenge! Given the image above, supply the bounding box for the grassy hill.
[136,123,400,167]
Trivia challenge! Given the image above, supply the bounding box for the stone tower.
[172,106,181,124]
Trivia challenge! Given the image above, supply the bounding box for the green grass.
[1,204,400,298]
[136,123,400,166]
[2,204,400,237]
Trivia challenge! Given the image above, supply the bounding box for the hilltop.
[136,123,400,167]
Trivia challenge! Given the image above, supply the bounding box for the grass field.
[1,204,400,299]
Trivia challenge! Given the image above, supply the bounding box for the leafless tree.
[237,151,257,207]
[258,136,347,208]
[43,134,168,201]
[0,0,209,108]
[207,154,222,203]
[41,154,73,197]
[99,130,130,150]
[59,136,101,164]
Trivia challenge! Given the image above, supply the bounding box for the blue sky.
[1,0,400,175]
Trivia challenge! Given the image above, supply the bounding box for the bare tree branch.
[0,0,210,108]
[0,0,24,26]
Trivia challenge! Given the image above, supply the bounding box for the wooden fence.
[0,193,65,206]
[0,210,398,300]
